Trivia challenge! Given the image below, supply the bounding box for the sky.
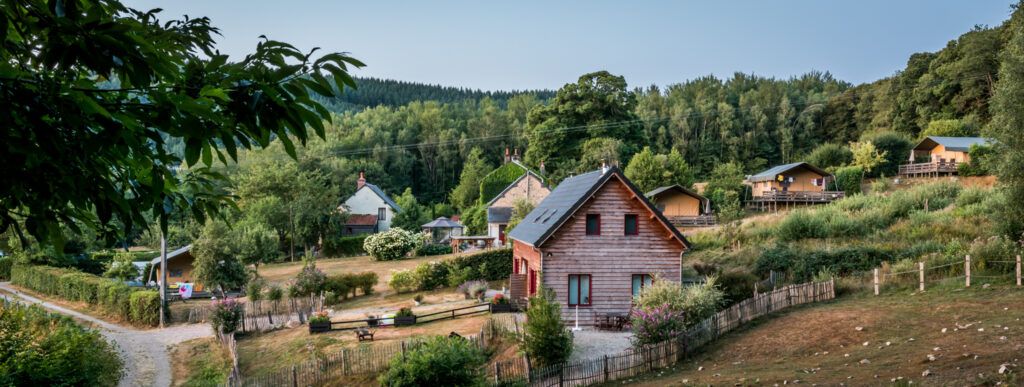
[124,1,1013,91]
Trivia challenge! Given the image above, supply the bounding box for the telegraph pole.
[160,232,167,328]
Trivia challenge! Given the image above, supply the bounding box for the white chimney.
[601,160,609,174]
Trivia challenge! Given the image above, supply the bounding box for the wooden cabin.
[646,185,714,227]
[746,162,844,210]
[900,136,989,177]
[507,166,691,326]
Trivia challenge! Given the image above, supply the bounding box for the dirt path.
[0,282,213,387]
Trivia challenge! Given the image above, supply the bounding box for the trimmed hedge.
[478,163,546,205]
[324,272,378,298]
[322,234,369,257]
[10,264,161,326]
[0,256,12,280]
[415,244,452,257]
[449,248,511,280]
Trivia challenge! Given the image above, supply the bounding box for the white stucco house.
[341,173,402,233]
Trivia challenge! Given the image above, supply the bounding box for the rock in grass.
[927,354,936,362]
[855,327,864,331]
[922,370,931,377]
[860,359,871,365]
[998,364,1010,374]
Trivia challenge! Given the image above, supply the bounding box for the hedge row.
[0,256,11,280]
[450,248,512,280]
[410,248,513,291]
[324,272,378,299]
[322,234,369,257]
[90,251,160,261]
[10,264,161,326]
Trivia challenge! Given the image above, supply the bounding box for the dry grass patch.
[169,337,233,387]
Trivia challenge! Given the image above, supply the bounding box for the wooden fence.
[319,303,496,332]
[487,279,836,387]
[873,254,1022,295]
[229,313,526,387]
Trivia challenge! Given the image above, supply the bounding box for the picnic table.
[595,312,629,331]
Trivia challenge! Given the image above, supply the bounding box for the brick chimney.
[504,148,511,164]
[539,160,546,176]
[512,149,520,162]
[357,172,366,190]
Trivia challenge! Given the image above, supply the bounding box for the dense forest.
[312,77,557,112]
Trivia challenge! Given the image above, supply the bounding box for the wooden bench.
[356,327,375,342]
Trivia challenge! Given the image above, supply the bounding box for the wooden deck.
[748,190,845,203]
[666,215,716,227]
[898,161,959,176]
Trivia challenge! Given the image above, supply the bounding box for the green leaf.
[201,140,213,166]
[185,137,201,166]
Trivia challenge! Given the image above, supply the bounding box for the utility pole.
[160,232,167,328]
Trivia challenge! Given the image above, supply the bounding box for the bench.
[356,327,375,342]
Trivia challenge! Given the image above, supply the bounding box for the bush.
[412,261,451,291]
[378,335,486,387]
[207,298,244,334]
[448,248,511,280]
[0,256,12,280]
[457,280,489,297]
[415,243,452,257]
[266,284,283,302]
[0,299,123,386]
[629,303,686,348]
[520,289,573,367]
[292,265,327,297]
[387,270,416,294]
[10,264,160,326]
[718,271,757,306]
[446,266,476,288]
[129,290,161,327]
[356,272,378,295]
[322,234,369,257]
[364,228,420,261]
[776,210,828,242]
[102,252,140,283]
[832,166,863,196]
[756,244,895,282]
[245,280,264,302]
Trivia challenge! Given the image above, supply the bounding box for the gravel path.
[0,282,213,387]
[570,329,633,361]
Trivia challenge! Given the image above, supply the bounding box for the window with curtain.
[632,274,653,298]
[568,274,591,306]
[585,214,600,235]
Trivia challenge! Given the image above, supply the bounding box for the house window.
[169,269,183,278]
[586,214,600,235]
[624,214,639,235]
[568,274,591,306]
[378,207,387,221]
[632,274,653,298]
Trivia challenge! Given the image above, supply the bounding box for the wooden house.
[340,173,402,232]
[486,165,552,245]
[899,136,990,177]
[746,162,844,210]
[646,185,714,227]
[507,166,691,326]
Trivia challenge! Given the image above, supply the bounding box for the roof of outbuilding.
[747,162,831,183]
[646,185,709,204]
[149,244,193,265]
[913,136,990,152]
[422,217,464,228]
[507,167,690,248]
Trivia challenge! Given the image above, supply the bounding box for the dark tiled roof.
[422,217,464,228]
[748,162,830,183]
[346,214,378,226]
[646,185,709,205]
[487,207,513,223]
[508,167,690,248]
[913,136,991,152]
[363,183,401,212]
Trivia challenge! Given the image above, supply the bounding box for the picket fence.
[226,279,834,387]
[185,296,324,334]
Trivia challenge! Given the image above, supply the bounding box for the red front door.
[499,225,506,245]
[528,269,537,296]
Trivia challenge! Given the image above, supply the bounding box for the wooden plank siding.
[534,177,684,326]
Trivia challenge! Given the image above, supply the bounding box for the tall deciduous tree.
[191,221,250,297]
[0,0,362,250]
[449,148,492,212]
[391,189,430,232]
[985,0,1024,236]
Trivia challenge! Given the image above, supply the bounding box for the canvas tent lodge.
[900,136,989,177]
[646,185,715,227]
[746,162,845,211]
[148,245,205,292]
[507,165,691,326]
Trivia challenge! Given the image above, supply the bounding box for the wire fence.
[873,254,1022,294]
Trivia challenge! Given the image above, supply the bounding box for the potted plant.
[490,294,512,313]
[413,294,424,306]
[394,307,416,326]
[366,314,379,327]
[308,311,331,333]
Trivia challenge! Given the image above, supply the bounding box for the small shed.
[421,217,464,243]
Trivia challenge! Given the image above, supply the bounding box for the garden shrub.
[832,166,863,196]
[415,243,452,257]
[0,256,11,280]
[756,244,895,282]
[776,210,827,242]
[324,272,379,297]
[412,261,451,291]
[129,290,161,327]
[520,289,573,367]
[325,275,352,298]
[207,298,244,334]
[629,303,686,348]
[448,248,511,280]
[968,235,1022,273]
[446,266,476,288]
[364,228,420,261]
[356,272,378,295]
[718,271,757,306]
[322,234,369,257]
[10,264,161,326]
[0,300,123,386]
[378,335,486,387]
[292,265,327,297]
[633,275,724,329]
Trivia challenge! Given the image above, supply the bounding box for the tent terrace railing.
[749,190,846,203]
[898,161,959,176]
[665,215,716,227]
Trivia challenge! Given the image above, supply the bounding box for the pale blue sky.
[124,1,1012,91]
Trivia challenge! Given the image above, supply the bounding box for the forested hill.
[313,76,556,111]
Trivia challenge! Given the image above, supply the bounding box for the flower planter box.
[394,315,416,326]
[366,317,379,327]
[309,322,331,334]
[490,303,513,314]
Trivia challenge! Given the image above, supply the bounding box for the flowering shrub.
[309,311,330,324]
[209,298,244,334]
[633,274,723,328]
[396,306,415,317]
[491,294,509,305]
[388,269,416,294]
[364,228,420,261]
[628,303,686,348]
[293,265,327,297]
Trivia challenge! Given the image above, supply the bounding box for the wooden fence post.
[558,362,564,387]
[966,255,971,287]
[603,354,609,382]
[494,362,501,384]
[401,341,406,361]
[524,353,532,383]
[1017,255,1021,287]
[291,365,298,387]
[873,268,879,296]
[341,349,347,376]
[919,262,925,292]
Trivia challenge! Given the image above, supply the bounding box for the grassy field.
[621,284,1023,386]
[169,337,233,386]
